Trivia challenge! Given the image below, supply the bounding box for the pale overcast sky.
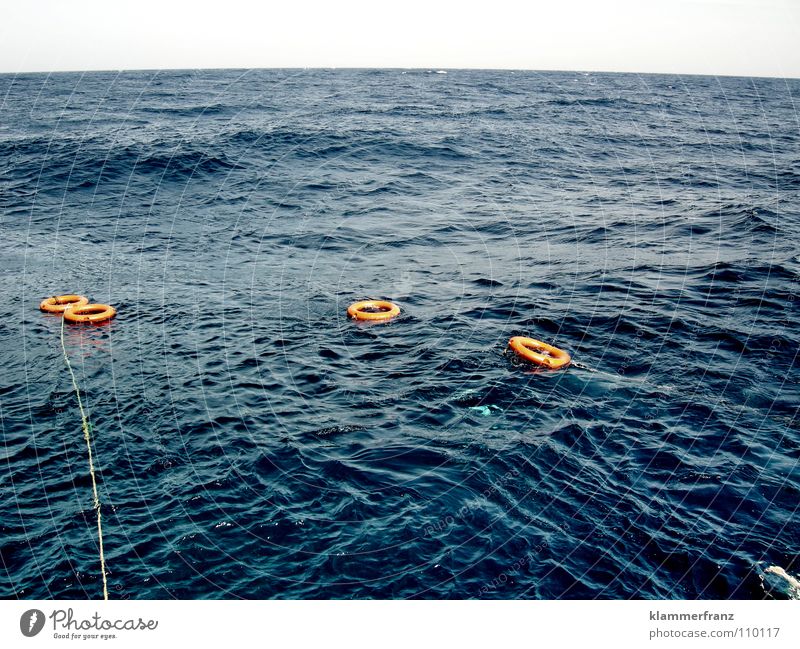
[1,0,798,77]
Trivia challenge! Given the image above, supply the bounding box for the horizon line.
[0,65,798,82]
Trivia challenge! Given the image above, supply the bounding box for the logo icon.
[20,609,45,637]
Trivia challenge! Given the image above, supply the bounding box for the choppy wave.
[0,69,798,599]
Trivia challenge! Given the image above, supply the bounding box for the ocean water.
[0,69,798,600]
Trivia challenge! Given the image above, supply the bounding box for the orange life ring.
[40,295,89,313]
[63,303,117,324]
[347,300,400,322]
[508,336,571,369]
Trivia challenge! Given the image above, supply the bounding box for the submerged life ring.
[347,300,400,322]
[63,303,117,324]
[508,336,571,369]
[40,295,89,313]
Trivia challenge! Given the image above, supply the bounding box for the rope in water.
[60,316,108,600]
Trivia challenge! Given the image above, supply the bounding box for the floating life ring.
[508,336,571,369]
[63,303,117,324]
[347,300,400,322]
[40,295,89,313]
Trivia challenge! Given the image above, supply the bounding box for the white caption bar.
[1,600,797,648]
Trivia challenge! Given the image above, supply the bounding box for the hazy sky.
[1,0,798,77]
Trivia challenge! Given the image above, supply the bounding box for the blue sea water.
[0,69,798,599]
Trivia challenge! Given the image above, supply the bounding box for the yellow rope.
[60,316,108,601]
